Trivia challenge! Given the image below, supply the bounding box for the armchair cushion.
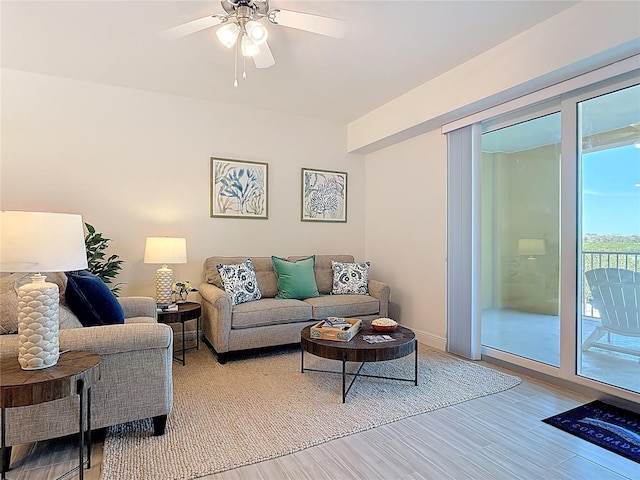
[65,270,124,326]
[0,274,20,335]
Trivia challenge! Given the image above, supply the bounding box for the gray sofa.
[199,255,390,363]
[0,272,174,462]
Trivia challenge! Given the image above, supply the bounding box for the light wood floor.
[5,360,639,480]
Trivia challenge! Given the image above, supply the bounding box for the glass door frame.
[480,103,562,368]
[478,71,640,403]
[560,73,639,399]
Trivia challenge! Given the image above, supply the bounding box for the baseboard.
[410,327,446,352]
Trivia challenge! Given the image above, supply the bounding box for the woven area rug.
[101,345,521,480]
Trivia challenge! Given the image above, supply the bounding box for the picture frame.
[211,157,268,219]
[301,168,347,222]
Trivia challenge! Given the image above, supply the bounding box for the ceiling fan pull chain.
[234,40,239,88]
[243,54,247,81]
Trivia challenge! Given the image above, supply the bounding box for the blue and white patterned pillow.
[216,259,262,306]
[331,261,370,295]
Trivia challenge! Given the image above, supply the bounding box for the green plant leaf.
[83,223,124,296]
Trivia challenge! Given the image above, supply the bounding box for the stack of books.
[320,317,351,330]
[157,303,178,313]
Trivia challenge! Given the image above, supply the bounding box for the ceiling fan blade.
[160,15,224,39]
[253,41,275,69]
[270,9,347,38]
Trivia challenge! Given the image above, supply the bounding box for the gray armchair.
[0,273,173,468]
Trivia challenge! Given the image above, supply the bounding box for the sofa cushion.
[231,298,313,329]
[332,261,370,295]
[65,270,125,326]
[272,256,320,300]
[216,259,262,305]
[303,294,380,320]
[288,255,355,295]
[204,256,278,298]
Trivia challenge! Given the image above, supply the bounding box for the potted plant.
[84,223,124,295]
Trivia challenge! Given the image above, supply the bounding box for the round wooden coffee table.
[300,321,417,403]
[0,351,101,480]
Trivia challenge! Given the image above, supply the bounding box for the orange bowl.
[372,324,397,332]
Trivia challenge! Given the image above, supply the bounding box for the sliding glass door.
[577,84,640,393]
[473,74,639,398]
[481,113,561,366]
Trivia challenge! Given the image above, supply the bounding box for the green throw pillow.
[271,255,320,300]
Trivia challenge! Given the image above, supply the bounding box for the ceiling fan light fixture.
[246,20,268,45]
[241,35,260,57]
[216,22,240,48]
[163,0,348,87]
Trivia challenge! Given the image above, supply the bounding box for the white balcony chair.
[583,268,640,357]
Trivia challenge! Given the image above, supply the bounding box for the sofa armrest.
[198,282,233,353]
[368,279,390,318]
[118,296,158,321]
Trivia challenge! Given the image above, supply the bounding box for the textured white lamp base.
[156,265,173,304]
[17,274,60,370]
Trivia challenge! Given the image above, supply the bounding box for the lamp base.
[16,274,60,370]
[156,265,173,305]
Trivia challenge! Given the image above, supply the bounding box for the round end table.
[157,302,201,366]
[0,351,101,480]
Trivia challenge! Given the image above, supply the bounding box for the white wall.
[360,1,639,351]
[349,0,640,153]
[365,130,447,349]
[1,69,366,298]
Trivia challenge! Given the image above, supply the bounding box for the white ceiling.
[1,1,579,124]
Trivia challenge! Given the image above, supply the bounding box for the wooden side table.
[0,351,101,480]
[157,302,201,366]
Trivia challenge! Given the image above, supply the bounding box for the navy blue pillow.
[65,270,124,326]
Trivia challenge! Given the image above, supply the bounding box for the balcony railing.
[582,250,640,317]
[582,250,639,272]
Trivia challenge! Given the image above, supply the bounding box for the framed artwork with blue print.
[211,157,268,219]
[301,168,347,222]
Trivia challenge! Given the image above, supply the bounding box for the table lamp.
[518,238,546,273]
[143,237,187,305]
[0,211,88,370]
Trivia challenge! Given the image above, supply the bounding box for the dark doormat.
[543,400,640,464]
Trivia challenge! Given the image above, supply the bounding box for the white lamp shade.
[144,237,187,264]
[0,211,88,272]
[246,20,268,45]
[241,35,260,57]
[216,22,240,48]
[517,238,546,257]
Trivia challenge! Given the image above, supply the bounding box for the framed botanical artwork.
[301,168,347,222]
[211,157,268,219]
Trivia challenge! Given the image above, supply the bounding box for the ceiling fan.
[162,0,347,87]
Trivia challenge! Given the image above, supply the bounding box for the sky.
[582,144,640,236]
